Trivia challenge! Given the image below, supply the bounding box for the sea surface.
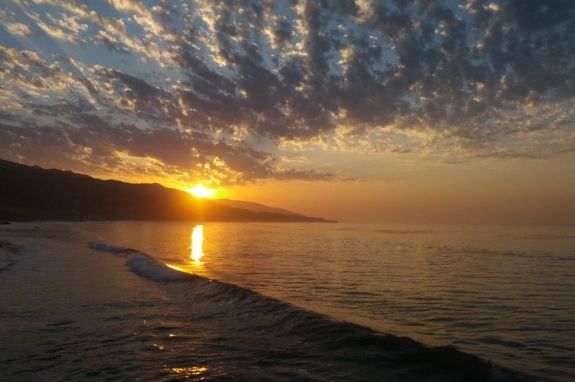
[1,222,574,381]
[76,221,575,381]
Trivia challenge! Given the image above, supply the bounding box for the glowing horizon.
[187,184,217,199]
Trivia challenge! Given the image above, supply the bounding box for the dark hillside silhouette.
[0,159,327,222]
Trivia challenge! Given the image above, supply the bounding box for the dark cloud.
[0,116,331,185]
[503,0,575,31]
[0,0,574,184]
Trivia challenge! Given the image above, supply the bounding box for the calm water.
[79,222,575,381]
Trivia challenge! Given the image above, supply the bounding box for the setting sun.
[187,184,216,199]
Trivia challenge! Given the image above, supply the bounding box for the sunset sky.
[1,0,574,224]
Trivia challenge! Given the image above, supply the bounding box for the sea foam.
[88,240,191,282]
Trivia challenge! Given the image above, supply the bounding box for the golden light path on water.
[191,225,204,264]
[168,366,208,378]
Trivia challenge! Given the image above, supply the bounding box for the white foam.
[88,240,191,282]
[88,241,132,254]
[127,253,191,282]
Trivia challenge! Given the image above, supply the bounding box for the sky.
[1,0,574,224]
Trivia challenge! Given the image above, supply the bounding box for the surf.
[88,240,526,382]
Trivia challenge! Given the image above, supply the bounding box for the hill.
[0,159,327,222]
[214,199,302,217]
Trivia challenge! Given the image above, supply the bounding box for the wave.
[89,241,192,282]
[0,240,20,273]
[88,241,136,254]
[88,240,527,381]
[428,245,575,263]
[374,229,438,235]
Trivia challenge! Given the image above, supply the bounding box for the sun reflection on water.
[191,225,204,264]
[168,366,208,378]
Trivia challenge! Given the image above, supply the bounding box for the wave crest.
[88,240,134,254]
[0,240,20,273]
[89,240,192,282]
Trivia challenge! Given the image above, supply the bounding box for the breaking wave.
[89,241,191,282]
[88,240,527,382]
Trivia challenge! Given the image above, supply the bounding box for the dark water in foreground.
[79,222,575,381]
[1,222,574,381]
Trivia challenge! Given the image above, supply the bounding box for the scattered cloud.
[0,0,574,185]
[4,22,31,37]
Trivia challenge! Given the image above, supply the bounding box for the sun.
[187,184,216,198]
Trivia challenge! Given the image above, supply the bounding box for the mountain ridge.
[0,159,329,223]
[214,199,302,217]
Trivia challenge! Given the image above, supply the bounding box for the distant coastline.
[0,159,331,223]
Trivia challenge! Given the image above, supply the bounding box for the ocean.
[1,222,574,381]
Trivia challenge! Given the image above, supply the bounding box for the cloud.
[4,22,31,37]
[0,0,574,185]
